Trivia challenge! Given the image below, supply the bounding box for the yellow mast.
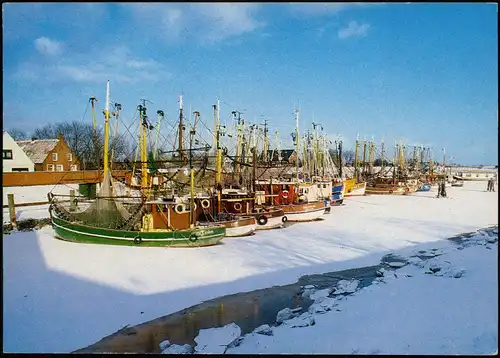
[103,80,111,179]
[138,101,149,192]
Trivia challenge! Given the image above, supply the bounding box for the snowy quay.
[3,181,498,354]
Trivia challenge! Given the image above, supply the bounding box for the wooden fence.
[2,170,130,187]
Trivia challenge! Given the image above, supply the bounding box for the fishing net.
[51,171,145,230]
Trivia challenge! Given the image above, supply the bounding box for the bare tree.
[342,149,355,165]
[7,128,29,140]
[32,121,133,170]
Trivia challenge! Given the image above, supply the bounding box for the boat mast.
[89,96,100,171]
[442,148,446,178]
[393,141,397,184]
[190,111,200,228]
[103,80,111,180]
[251,124,257,194]
[110,102,122,166]
[354,133,359,181]
[178,95,185,161]
[140,101,150,191]
[338,139,343,179]
[362,136,367,179]
[295,108,300,186]
[154,110,164,161]
[90,97,98,132]
[262,118,269,164]
[380,139,385,175]
[213,103,223,215]
[213,98,219,156]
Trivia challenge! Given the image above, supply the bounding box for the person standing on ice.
[437,180,442,198]
[486,178,493,192]
[440,180,447,197]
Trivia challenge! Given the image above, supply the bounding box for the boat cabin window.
[466,173,471,177]
[485,174,489,178]
[323,184,327,188]
[476,174,479,177]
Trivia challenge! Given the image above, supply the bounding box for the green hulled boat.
[48,80,226,248]
[49,206,225,247]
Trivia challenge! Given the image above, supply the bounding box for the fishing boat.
[48,81,225,247]
[344,135,368,197]
[254,109,326,222]
[188,102,258,237]
[343,178,367,197]
[416,183,431,192]
[451,179,464,187]
[331,181,344,206]
[222,188,285,230]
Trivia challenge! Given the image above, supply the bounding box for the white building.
[2,131,35,172]
[450,166,498,181]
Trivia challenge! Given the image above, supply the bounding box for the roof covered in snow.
[16,139,59,164]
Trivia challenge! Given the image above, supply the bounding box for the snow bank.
[228,235,498,354]
[2,181,497,353]
[194,323,242,354]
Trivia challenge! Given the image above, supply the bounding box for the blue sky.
[3,3,498,164]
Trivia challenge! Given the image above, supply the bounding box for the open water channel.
[74,226,497,353]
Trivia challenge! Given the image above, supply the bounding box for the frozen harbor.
[2,181,498,353]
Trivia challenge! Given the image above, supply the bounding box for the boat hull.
[250,208,285,230]
[417,184,431,192]
[344,182,367,197]
[279,202,325,222]
[219,217,256,237]
[453,175,490,182]
[50,212,225,247]
[365,185,406,195]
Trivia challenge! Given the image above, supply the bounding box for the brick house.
[16,134,80,172]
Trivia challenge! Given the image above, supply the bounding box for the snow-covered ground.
[221,231,497,354]
[2,181,137,224]
[2,181,498,353]
[2,184,80,224]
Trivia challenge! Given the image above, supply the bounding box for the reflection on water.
[75,265,381,353]
[75,227,498,353]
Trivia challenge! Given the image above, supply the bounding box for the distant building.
[2,131,35,172]
[16,134,80,172]
[449,166,498,181]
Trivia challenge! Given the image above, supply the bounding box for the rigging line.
[50,101,93,193]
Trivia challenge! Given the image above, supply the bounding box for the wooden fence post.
[70,190,76,211]
[7,194,17,228]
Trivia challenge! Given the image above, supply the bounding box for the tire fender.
[257,215,268,226]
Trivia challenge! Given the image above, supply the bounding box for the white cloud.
[34,37,63,55]
[337,21,370,40]
[125,3,263,44]
[287,3,377,18]
[15,45,170,85]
